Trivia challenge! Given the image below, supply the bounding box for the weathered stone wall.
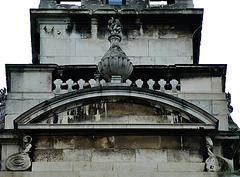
[30,135,205,175]
[39,17,193,65]
[179,76,229,130]
[4,66,55,129]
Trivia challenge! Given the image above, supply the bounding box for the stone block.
[136,149,167,162]
[42,172,78,177]
[114,162,157,171]
[73,162,91,171]
[94,136,115,149]
[182,136,202,150]
[79,171,116,177]
[161,136,181,149]
[41,56,97,65]
[74,136,94,149]
[4,115,17,129]
[71,57,96,65]
[40,38,76,57]
[187,100,212,114]
[10,71,53,92]
[10,172,31,177]
[33,149,63,162]
[212,101,228,115]
[178,93,226,101]
[154,56,192,65]
[129,57,141,65]
[5,99,42,115]
[167,150,189,162]
[122,39,148,57]
[149,39,178,57]
[117,171,152,177]
[35,136,53,149]
[40,56,55,64]
[151,172,214,177]
[139,57,155,65]
[216,114,229,131]
[76,39,109,57]
[157,162,205,172]
[73,162,113,171]
[63,149,92,161]
[32,162,73,172]
[8,92,55,100]
[177,37,193,57]
[53,136,75,149]
[2,171,79,177]
[189,150,203,163]
[92,149,135,162]
[211,77,222,92]
[115,136,160,149]
[181,77,212,92]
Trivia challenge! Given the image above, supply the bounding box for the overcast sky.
[0,0,239,126]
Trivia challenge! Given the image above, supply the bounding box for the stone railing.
[52,66,180,94]
[53,78,180,94]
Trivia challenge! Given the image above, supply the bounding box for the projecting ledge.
[17,123,216,130]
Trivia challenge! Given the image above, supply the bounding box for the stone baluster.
[159,79,166,92]
[170,79,178,93]
[66,79,74,92]
[53,79,63,94]
[135,79,143,88]
[100,79,106,86]
[126,79,132,86]
[89,79,96,87]
[78,79,85,90]
[147,79,154,90]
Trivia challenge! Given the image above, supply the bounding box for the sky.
[0,0,239,126]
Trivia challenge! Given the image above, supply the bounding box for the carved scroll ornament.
[205,136,231,172]
[6,135,32,171]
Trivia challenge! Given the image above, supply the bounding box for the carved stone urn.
[98,17,133,83]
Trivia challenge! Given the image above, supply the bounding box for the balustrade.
[52,66,182,94]
[53,77,180,94]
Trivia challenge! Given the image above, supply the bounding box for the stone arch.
[15,87,218,130]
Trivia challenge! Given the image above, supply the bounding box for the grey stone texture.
[38,20,193,66]
[1,0,239,176]
[28,133,211,176]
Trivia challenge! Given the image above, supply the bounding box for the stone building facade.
[0,0,240,176]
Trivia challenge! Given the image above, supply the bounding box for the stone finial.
[98,17,133,84]
[107,17,122,35]
[6,135,32,171]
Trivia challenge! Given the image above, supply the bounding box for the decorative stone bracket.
[205,136,232,172]
[6,135,32,171]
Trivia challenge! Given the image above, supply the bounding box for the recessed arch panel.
[15,87,218,130]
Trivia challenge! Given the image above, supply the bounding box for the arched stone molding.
[15,86,218,130]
